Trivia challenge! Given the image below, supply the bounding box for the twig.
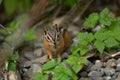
[0,24,11,34]
[111,51,120,58]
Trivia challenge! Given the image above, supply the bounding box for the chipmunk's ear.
[43,27,48,35]
[54,24,60,32]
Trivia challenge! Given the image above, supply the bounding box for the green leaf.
[80,46,89,55]
[33,72,48,80]
[94,40,105,53]
[87,33,94,43]
[83,13,99,28]
[23,27,37,41]
[72,47,80,56]
[10,51,19,61]
[42,59,57,71]
[104,37,119,48]
[78,40,88,46]
[100,8,109,18]
[99,8,116,26]
[66,56,78,65]
[33,72,42,80]
[77,32,87,40]
[8,62,16,71]
[109,20,120,41]
[79,57,88,64]
[94,29,109,41]
[4,0,18,15]
[73,64,82,73]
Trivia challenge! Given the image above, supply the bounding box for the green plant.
[8,51,19,71]
[33,56,88,80]
[81,8,120,54]
[0,20,37,42]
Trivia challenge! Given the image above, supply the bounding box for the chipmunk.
[43,24,72,59]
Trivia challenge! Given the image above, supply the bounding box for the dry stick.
[111,51,120,58]
[0,24,11,34]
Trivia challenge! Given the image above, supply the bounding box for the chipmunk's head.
[43,24,63,49]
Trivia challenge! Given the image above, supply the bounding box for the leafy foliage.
[83,13,99,28]
[80,8,120,54]
[33,56,88,80]
[2,20,37,42]
[8,51,19,71]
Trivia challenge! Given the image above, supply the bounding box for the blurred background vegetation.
[0,0,120,80]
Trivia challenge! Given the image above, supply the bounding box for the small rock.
[104,68,115,76]
[80,71,88,77]
[91,60,103,71]
[88,71,101,80]
[105,76,112,80]
[30,64,42,73]
[117,58,120,64]
[98,68,104,76]
[85,61,93,72]
[106,59,116,68]
[24,51,35,60]
[73,37,79,44]
[116,64,120,71]
[34,48,43,57]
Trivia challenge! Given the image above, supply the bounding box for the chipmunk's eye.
[57,34,60,41]
[47,36,50,40]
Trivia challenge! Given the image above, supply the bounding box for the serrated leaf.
[100,8,109,18]
[109,20,120,41]
[79,57,88,64]
[33,72,43,80]
[87,33,94,43]
[66,56,78,65]
[94,40,105,53]
[80,46,89,55]
[63,66,73,77]
[77,32,87,40]
[104,37,119,48]
[83,13,99,28]
[78,40,88,46]
[99,8,116,26]
[42,59,57,71]
[73,64,82,73]
[94,29,109,41]
[33,73,48,80]
[72,47,80,56]
[61,65,78,80]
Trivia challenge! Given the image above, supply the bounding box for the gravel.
[79,58,120,80]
